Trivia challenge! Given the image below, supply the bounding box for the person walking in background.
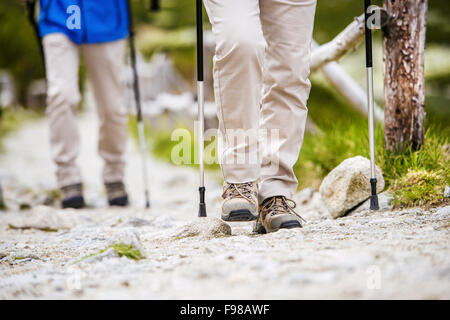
[26,0,131,208]
[204,0,317,233]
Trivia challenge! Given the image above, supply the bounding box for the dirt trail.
[0,97,449,299]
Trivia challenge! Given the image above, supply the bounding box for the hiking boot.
[61,183,85,209]
[253,196,305,233]
[105,181,128,207]
[221,182,258,221]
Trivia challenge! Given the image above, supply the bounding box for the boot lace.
[222,182,256,203]
[105,182,126,199]
[260,196,306,223]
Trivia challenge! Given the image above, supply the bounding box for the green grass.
[294,83,375,189]
[110,243,143,260]
[379,128,449,208]
[128,117,219,171]
[82,242,143,261]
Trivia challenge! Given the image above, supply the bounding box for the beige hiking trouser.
[204,0,317,201]
[43,33,127,188]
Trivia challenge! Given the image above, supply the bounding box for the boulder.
[107,228,144,254]
[170,217,232,240]
[444,186,450,198]
[82,247,119,264]
[7,205,85,231]
[319,156,384,218]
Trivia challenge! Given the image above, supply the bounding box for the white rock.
[444,186,450,198]
[435,206,450,218]
[169,217,232,240]
[82,247,119,264]
[7,205,84,231]
[319,156,384,218]
[107,228,143,254]
[120,217,152,228]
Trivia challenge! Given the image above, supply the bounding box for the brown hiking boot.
[253,196,305,233]
[105,182,128,207]
[221,182,258,221]
[61,183,85,209]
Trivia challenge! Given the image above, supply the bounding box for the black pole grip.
[150,0,160,12]
[364,0,373,68]
[26,0,46,76]
[370,178,379,210]
[198,187,207,217]
[126,0,143,122]
[196,0,204,82]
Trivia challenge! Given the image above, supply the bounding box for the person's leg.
[258,0,317,202]
[255,0,316,232]
[81,40,127,185]
[204,0,265,183]
[43,33,82,191]
[204,0,266,221]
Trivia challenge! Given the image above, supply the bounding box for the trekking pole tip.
[144,190,150,209]
[198,203,207,217]
[198,186,207,217]
[369,178,379,210]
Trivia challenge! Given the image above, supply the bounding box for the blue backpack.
[38,0,129,44]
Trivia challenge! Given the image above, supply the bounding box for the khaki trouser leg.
[82,39,127,184]
[258,0,317,201]
[43,33,82,188]
[44,33,127,188]
[204,0,265,183]
[205,0,316,200]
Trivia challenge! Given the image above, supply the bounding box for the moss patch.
[390,169,448,208]
[8,224,58,233]
[110,243,142,260]
[82,242,143,262]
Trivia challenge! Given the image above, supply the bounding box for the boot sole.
[222,209,258,222]
[279,221,302,229]
[62,196,85,209]
[108,196,129,207]
[265,220,302,233]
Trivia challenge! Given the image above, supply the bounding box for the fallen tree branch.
[311,14,366,72]
[310,11,386,123]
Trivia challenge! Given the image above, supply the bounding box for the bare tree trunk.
[383,0,427,153]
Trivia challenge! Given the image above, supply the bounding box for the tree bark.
[383,0,427,153]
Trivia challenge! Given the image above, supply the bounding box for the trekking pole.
[364,0,379,210]
[26,0,46,77]
[127,0,150,208]
[149,0,160,11]
[196,0,207,217]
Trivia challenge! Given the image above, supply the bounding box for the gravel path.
[0,100,449,299]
